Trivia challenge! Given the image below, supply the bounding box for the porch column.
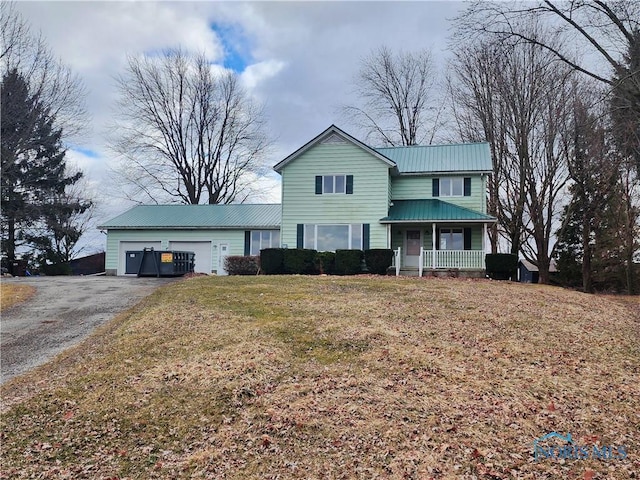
[483,223,487,252]
[483,223,488,270]
[386,224,391,249]
[432,223,436,269]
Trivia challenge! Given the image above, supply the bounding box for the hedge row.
[259,248,393,276]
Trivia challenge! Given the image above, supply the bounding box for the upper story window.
[433,177,471,197]
[315,175,353,195]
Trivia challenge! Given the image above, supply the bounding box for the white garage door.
[169,241,212,274]
[118,241,161,275]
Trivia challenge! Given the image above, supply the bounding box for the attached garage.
[98,204,281,276]
[168,241,212,274]
[119,241,161,275]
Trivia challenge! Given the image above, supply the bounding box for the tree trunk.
[581,215,593,293]
[6,216,16,274]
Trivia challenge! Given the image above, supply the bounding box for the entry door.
[218,243,229,275]
[404,230,422,268]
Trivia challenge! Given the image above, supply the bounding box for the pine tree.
[1,69,83,273]
[610,29,640,175]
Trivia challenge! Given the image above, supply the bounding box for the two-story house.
[274,125,496,275]
[99,125,496,275]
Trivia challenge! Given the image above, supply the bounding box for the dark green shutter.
[432,178,439,197]
[435,227,440,250]
[464,228,472,250]
[244,231,251,256]
[297,224,304,248]
[464,177,471,196]
[362,224,370,250]
[346,175,354,194]
[315,176,323,194]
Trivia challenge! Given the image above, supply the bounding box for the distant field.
[0,283,36,311]
[1,276,638,479]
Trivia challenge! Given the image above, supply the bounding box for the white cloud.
[241,59,286,92]
[12,1,464,253]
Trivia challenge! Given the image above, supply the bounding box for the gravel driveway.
[1,276,176,384]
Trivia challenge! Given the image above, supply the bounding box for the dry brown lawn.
[0,276,638,479]
[0,282,36,311]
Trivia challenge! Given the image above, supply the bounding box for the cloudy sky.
[13,1,464,253]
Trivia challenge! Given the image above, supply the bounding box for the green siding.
[280,142,391,249]
[391,175,486,212]
[106,229,278,274]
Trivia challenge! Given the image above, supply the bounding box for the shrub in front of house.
[283,248,317,274]
[260,248,285,274]
[485,253,518,280]
[316,251,336,275]
[335,249,364,275]
[364,249,394,275]
[225,255,259,275]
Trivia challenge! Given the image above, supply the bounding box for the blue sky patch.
[210,22,252,73]
[71,146,100,159]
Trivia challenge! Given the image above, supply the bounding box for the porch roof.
[380,199,497,224]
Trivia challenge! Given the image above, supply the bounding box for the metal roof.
[98,204,282,230]
[375,142,493,174]
[380,199,496,223]
[520,259,558,273]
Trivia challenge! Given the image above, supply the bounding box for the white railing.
[419,250,485,270]
[392,247,401,276]
[435,250,485,269]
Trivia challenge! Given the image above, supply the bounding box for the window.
[433,177,471,197]
[303,224,363,251]
[249,230,280,255]
[440,177,464,197]
[439,228,464,250]
[315,175,353,194]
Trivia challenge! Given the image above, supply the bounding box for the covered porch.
[380,199,497,276]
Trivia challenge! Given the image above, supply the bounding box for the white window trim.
[439,177,464,197]
[250,230,279,256]
[322,174,347,194]
[439,228,464,251]
[303,224,363,251]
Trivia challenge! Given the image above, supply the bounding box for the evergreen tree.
[1,69,83,273]
[555,89,620,292]
[611,29,640,175]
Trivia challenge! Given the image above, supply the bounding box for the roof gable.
[273,125,395,173]
[98,204,281,230]
[376,142,492,174]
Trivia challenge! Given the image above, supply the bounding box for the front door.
[404,230,422,268]
[218,243,229,275]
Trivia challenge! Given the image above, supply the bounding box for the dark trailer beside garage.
[126,248,195,277]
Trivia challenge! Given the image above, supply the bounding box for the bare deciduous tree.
[342,46,443,146]
[0,2,87,139]
[450,23,575,283]
[110,49,270,205]
[456,0,639,87]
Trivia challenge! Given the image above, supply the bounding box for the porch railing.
[393,247,485,275]
[391,247,401,276]
[419,248,485,272]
